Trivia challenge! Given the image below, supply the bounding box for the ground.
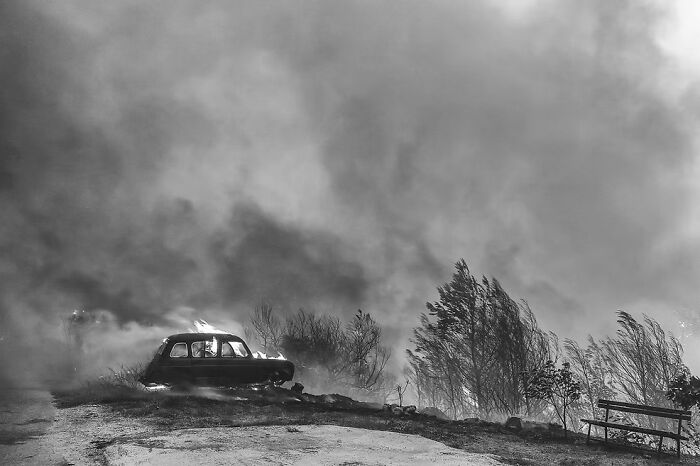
[2,386,699,465]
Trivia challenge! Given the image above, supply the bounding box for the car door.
[189,337,220,384]
[158,341,192,384]
[219,339,258,384]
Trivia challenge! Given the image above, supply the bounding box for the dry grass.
[52,364,153,408]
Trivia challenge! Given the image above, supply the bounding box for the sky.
[1,0,700,384]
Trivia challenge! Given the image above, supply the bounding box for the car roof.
[166,333,246,343]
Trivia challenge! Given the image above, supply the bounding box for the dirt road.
[1,390,503,465]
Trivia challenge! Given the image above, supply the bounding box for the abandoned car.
[140,333,295,387]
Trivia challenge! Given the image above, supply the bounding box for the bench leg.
[677,438,681,458]
[604,426,607,444]
[658,436,663,455]
[586,424,591,445]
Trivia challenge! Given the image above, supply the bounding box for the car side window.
[221,342,234,357]
[169,342,188,358]
[192,339,217,358]
[191,341,205,357]
[222,341,249,358]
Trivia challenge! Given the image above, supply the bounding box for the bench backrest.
[597,399,691,421]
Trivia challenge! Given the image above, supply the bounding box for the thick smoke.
[1,0,699,385]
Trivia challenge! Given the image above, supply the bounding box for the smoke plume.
[1,0,699,384]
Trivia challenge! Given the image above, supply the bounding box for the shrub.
[667,373,700,410]
[524,360,581,438]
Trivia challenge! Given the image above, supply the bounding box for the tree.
[602,311,686,408]
[564,337,614,418]
[408,259,553,418]
[563,312,687,432]
[249,301,283,354]
[524,360,582,438]
[343,310,392,392]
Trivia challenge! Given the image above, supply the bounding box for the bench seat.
[580,418,688,441]
[580,399,691,457]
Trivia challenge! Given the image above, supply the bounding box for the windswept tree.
[564,337,614,417]
[602,311,686,408]
[564,311,687,431]
[407,259,553,418]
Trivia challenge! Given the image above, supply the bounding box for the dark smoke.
[1,0,699,384]
[213,204,367,308]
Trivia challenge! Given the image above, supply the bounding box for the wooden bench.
[581,399,691,457]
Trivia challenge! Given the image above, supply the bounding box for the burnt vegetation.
[247,304,392,400]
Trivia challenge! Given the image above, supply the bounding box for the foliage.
[601,311,686,408]
[342,309,391,391]
[524,360,581,437]
[407,259,554,419]
[564,337,614,420]
[667,373,700,410]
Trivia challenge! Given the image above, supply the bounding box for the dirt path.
[101,424,503,465]
[3,396,503,465]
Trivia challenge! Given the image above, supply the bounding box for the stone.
[504,416,522,431]
[420,407,449,420]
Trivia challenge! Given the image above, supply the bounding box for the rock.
[504,417,522,431]
[391,406,404,416]
[462,417,480,424]
[290,382,304,394]
[403,405,417,415]
[384,403,399,412]
[420,407,449,420]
